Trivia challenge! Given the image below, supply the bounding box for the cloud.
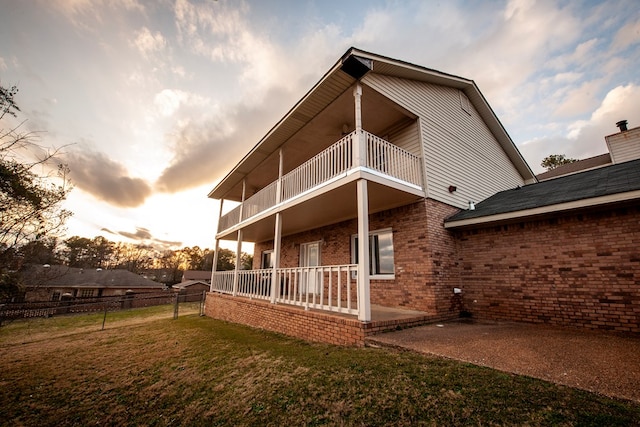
[153,89,210,117]
[51,0,145,32]
[101,226,183,248]
[552,78,605,118]
[518,84,640,173]
[611,19,640,51]
[64,149,152,207]
[173,0,297,100]
[155,86,294,194]
[132,27,166,56]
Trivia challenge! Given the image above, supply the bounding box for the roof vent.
[616,120,628,132]
[468,201,475,210]
[340,55,373,79]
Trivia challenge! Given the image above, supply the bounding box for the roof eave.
[444,189,640,229]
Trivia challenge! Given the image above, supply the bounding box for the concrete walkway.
[366,319,640,403]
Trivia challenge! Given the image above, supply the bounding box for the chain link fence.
[0,291,207,328]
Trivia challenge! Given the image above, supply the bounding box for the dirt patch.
[367,319,640,402]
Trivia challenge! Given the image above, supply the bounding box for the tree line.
[16,235,251,278]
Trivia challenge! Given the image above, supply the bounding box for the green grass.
[1,310,638,426]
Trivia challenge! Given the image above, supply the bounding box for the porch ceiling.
[214,82,414,203]
[219,179,423,243]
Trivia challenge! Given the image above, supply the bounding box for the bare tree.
[1,84,73,300]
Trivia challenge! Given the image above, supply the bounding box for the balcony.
[217,130,423,235]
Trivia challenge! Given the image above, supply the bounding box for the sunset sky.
[1,0,639,250]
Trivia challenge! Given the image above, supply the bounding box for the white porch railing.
[365,133,422,187]
[211,265,359,316]
[218,130,422,233]
[242,181,278,221]
[281,133,353,201]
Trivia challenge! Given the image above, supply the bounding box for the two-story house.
[204,47,537,345]
[205,48,639,345]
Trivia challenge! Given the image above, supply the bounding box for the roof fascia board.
[444,189,640,229]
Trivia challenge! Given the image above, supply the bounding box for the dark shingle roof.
[536,153,611,181]
[446,158,640,225]
[182,270,211,282]
[23,265,165,290]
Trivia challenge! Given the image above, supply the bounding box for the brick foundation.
[204,292,445,346]
[455,205,640,333]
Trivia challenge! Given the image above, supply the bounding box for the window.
[261,250,274,269]
[459,91,471,115]
[80,289,94,298]
[351,228,395,279]
[51,291,60,301]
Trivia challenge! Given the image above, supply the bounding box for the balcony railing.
[211,264,359,316]
[218,130,422,233]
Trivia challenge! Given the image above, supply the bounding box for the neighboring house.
[22,265,165,301]
[205,47,640,345]
[172,280,209,302]
[182,270,212,283]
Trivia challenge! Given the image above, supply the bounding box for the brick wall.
[455,206,640,333]
[204,292,446,346]
[205,292,366,346]
[252,199,462,318]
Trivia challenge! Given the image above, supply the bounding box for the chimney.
[606,120,640,164]
[616,120,628,132]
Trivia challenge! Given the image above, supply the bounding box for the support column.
[232,230,243,296]
[270,212,282,303]
[271,149,284,303]
[232,181,246,297]
[353,83,366,167]
[210,238,220,291]
[210,198,224,292]
[356,178,371,322]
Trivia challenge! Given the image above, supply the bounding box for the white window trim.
[351,228,395,280]
[261,250,274,269]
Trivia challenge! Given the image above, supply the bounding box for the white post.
[356,179,371,322]
[233,230,243,296]
[210,239,220,292]
[270,149,284,304]
[271,212,282,303]
[276,148,283,204]
[210,198,224,292]
[353,83,366,167]
[232,181,246,296]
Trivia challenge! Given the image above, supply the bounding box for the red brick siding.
[204,292,450,346]
[252,199,462,318]
[455,206,640,333]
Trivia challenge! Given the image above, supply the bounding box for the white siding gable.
[363,73,525,209]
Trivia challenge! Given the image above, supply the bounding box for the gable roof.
[208,47,535,201]
[445,158,640,228]
[536,153,612,181]
[22,265,165,290]
[172,280,209,290]
[182,270,211,282]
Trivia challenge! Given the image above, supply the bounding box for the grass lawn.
[1,308,638,426]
